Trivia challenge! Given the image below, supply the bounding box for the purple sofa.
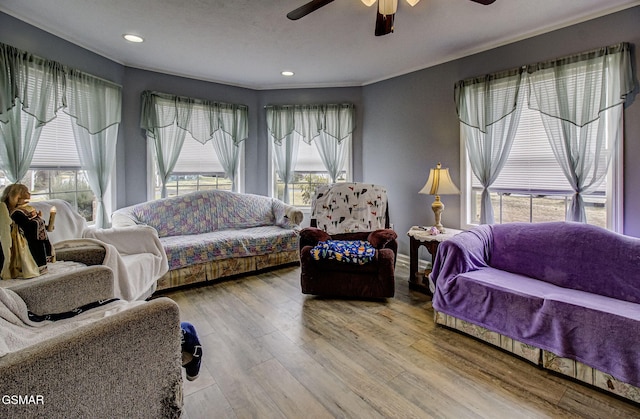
[430,222,640,402]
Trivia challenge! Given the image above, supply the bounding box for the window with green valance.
[140,90,249,196]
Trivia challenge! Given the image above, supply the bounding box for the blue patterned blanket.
[311,240,376,264]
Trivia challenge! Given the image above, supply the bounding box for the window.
[142,91,248,199]
[273,138,350,207]
[462,105,617,230]
[458,44,631,232]
[148,135,242,200]
[0,43,120,227]
[266,104,354,207]
[1,112,97,221]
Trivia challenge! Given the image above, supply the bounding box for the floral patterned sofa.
[430,222,640,403]
[112,190,303,291]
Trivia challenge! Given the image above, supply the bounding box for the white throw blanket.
[0,287,142,357]
[30,200,169,301]
[57,228,168,301]
[31,199,88,244]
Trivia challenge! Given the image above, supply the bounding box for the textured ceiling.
[1,0,638,89]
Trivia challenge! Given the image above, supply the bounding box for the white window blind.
[172,135,224,174]
[295,141,326,172]
[471,92,605,195]
[31,112,81,168]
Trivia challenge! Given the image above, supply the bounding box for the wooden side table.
[407,226,463,294]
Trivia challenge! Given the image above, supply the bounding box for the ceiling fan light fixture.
[361,0,376,6]
[378,0,398,15]
[406,0,420,6]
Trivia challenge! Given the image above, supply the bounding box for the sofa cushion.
[433,266,640,388]
[213,191,275,230]
[160,226,298,270]
[489,222,640,304]
[119,191,216,237]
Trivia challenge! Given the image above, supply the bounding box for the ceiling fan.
[287,0,496,36]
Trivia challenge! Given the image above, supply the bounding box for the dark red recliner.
[299,183,397,299]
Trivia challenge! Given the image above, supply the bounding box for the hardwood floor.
[159,263,640,418]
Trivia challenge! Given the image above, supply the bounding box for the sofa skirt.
[156,250,299,291]
[434,310,640,403]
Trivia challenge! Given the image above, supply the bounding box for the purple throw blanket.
[431,222,640,387]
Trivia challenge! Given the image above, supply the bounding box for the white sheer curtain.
[142,93,193,198]
[141,91,248,197]
[0,45,65,182]
[527,43,634,222]
[266,106,304,203]
[66,69,121,227]
[211,130,240,191]
[314,132,350,183]
[0,104,43,183]
[314,104,354,183]
[211,104,246,191]
[455,69,525,224]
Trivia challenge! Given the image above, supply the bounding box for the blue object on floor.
[180,321,202,381]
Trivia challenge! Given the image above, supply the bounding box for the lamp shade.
[419,163,460,196]
[361,0,376,6]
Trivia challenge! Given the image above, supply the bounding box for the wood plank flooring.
[159,263,640,418]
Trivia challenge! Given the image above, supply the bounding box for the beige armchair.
[0,266,183,418]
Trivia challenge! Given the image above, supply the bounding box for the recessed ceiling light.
[123,34,144,43]
[281,71,295,77]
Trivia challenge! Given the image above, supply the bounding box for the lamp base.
[432,195,445,233]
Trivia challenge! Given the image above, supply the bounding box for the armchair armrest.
[110,211,138,227]
[83,225,164,256]
[367,229,398,252]
[0,297,182,418]
[429,225,492,292]
[54,242,106,266]
[9,265,115,316]
[299,227,331,249]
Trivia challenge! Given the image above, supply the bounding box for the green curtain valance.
[0,42,122,134]
[454,68,525,133]
[265,103,355,145]
[140,90,249,145]
[526,42,634,128]
[455,42,634,130]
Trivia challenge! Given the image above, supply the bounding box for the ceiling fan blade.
[287,0,335,20]
[469,0,496,4]
[374,10,395,36]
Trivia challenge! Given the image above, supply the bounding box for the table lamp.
[418,162,460,233]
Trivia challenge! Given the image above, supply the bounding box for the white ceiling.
[1,0,638,89]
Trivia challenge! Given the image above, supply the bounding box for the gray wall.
[1,7,639,259]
